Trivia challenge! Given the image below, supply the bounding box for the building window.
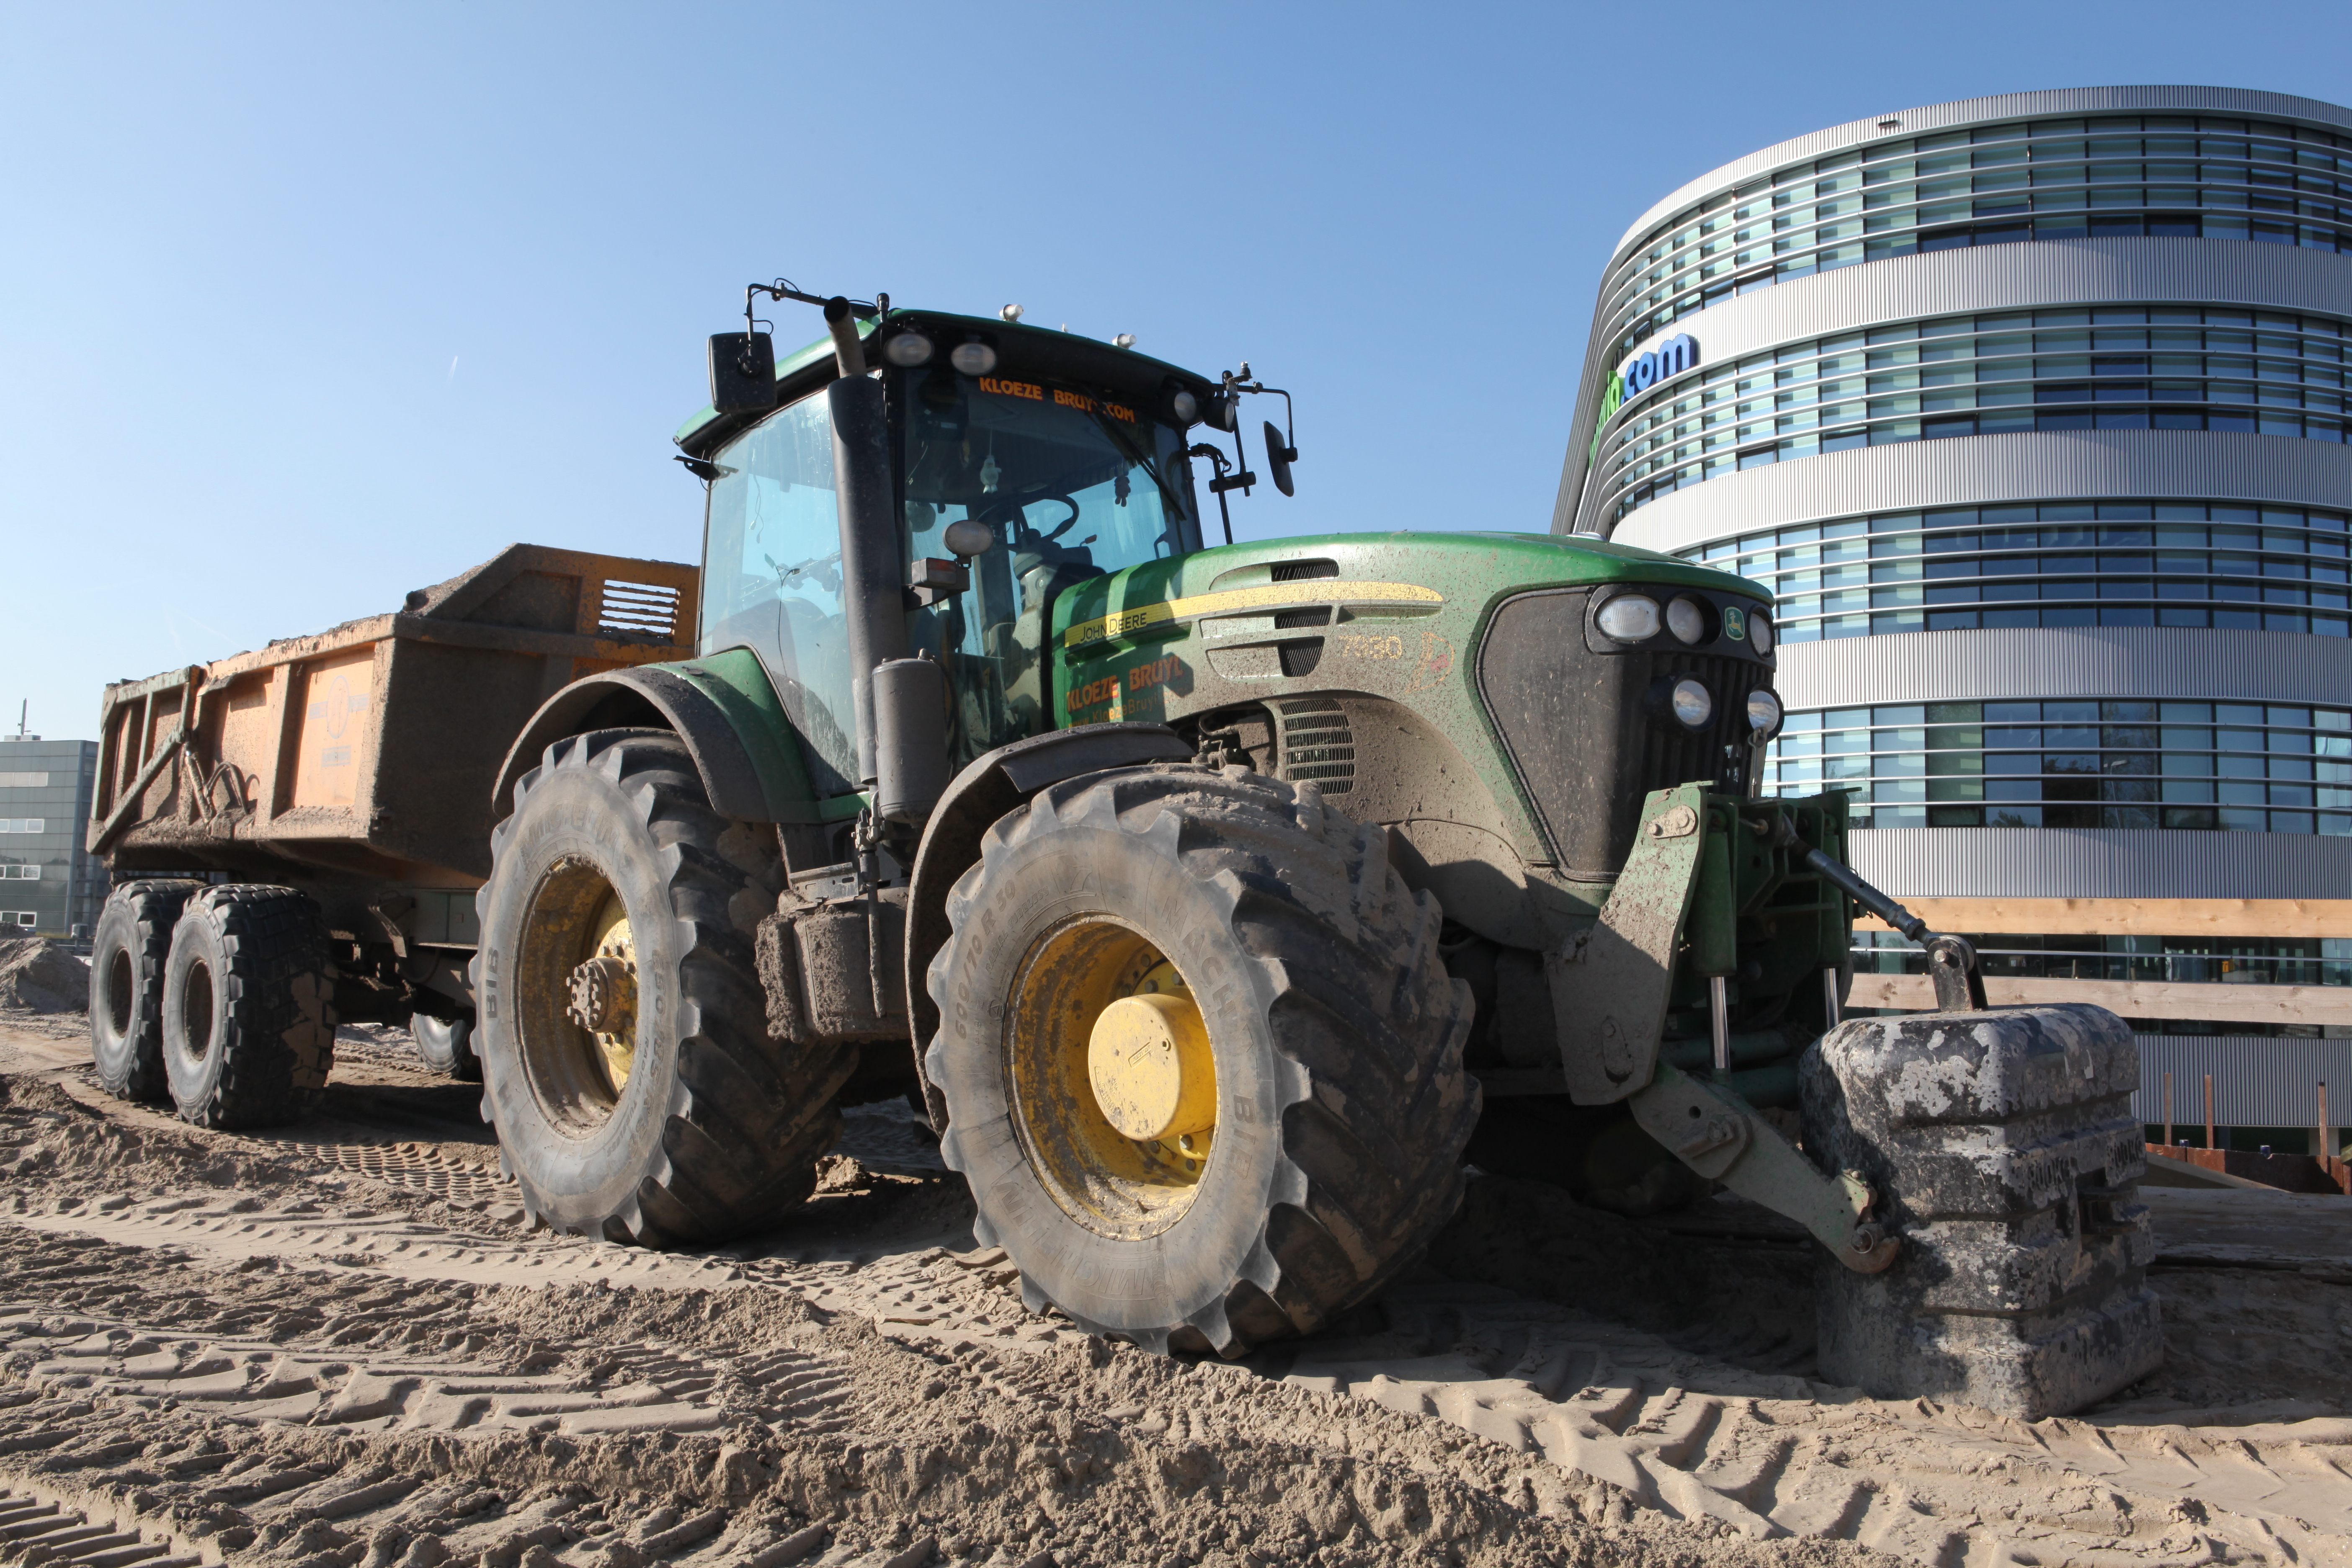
[1596,113,2352,361]
[1678,501,2351,643]
[0,820,45,834]
[0,864,40,879]
[1599,305,2352,521]
[0,774,48,789]
[1767,699,2352,834]
[2,913,33,928]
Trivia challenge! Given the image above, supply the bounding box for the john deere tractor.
[471,286,2159,1418]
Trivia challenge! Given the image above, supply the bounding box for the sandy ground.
[1,1007,2349,1568]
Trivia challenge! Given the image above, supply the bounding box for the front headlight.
[1750,609,1775,656]
[950,340,998,376]
[1671,678,1713,728]
[1747,689,1783,735]
[1597,594,1661,642]
[1666,596,1707,645]
[882,332,935,367]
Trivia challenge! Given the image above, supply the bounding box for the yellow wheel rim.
[515,854,641,1136]
[1006,918,1215,1240]
[578,893,637,1093]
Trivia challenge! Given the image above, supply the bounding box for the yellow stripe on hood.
[1063,580,1444,648]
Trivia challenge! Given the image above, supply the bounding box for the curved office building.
[1558,87,2352,1147]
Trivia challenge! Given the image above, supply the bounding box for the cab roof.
[673,308,1220,461]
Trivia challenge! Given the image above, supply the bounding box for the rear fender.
[491,647,820,824]
[903,722,1196,1130]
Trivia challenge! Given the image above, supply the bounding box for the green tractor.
[472,286,2159,1418]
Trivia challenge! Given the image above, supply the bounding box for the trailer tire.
[1802,1003,2163,1419]
[474,728,856,1247]
[410,1014,481,1081]
[88,879,204,1103]
[926,763,1480,1355]
[161,885,338,1129]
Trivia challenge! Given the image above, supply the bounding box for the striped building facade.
[1559,88,2352,1148]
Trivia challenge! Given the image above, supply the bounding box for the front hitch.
[1629,1063,1901,1274]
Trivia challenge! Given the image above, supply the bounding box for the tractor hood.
[1052,530,1772,658]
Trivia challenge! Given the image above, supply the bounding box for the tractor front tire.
[161,885,337,1129]
[89,879,202,1103]
[1802,1003,2163,1419]
[926,763,1480,1355]
[473,729,857,1246]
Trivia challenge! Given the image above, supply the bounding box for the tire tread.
[167,885,336,1130]
[934,762,1479,1354]
[482,730,857,1248]
[88,879,202,1103]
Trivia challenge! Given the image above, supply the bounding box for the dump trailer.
[84,544,698,1119]
[468,291,2159,1419]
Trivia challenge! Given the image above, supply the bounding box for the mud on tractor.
[95,285,2162,1422]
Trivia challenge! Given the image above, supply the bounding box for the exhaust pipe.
[823,296,867,379]
[828,343,949,825]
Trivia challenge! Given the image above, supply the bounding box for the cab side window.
[701,395,860,795]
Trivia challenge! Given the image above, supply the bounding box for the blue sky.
[5,2,2350,740]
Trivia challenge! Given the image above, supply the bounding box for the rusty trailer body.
[88,544,697,1028]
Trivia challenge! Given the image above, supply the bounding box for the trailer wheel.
[1802,1003,2163,1419]
[88,879,204,1103]
[473,728,856,1246]
[926,764,1480,1354]
[410,1014,480,1081]
[161,885,338,1129]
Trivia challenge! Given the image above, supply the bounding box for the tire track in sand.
[1266,1277,2352,1567]
[0,1303,853,1439]
[11,1183,2352,1568]
[10,1063,2352,1567]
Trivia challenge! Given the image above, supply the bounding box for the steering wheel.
[1031,496,1083,543]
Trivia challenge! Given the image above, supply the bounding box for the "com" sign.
[1589,333,1701,459]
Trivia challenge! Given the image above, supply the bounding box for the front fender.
[903,722,1196,1129]
[491,647,820,825]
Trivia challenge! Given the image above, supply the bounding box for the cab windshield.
[697,364,1199,801]
[896,366,1199,766]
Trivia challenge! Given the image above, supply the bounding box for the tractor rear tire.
[89,879,203,1103]
[1801,1003,2163,1419]
[161,885,337,1129]
[410,1013,481,1081]
[473,728,857,1246]
[926,763,1480,1355]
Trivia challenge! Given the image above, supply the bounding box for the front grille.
[1639,652,1760,800]
[1477,587,1772,879]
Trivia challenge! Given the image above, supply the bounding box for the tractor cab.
[677,303,1222,796]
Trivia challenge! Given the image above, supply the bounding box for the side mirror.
[1264,421,1297,497]
[708,332,777,415]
